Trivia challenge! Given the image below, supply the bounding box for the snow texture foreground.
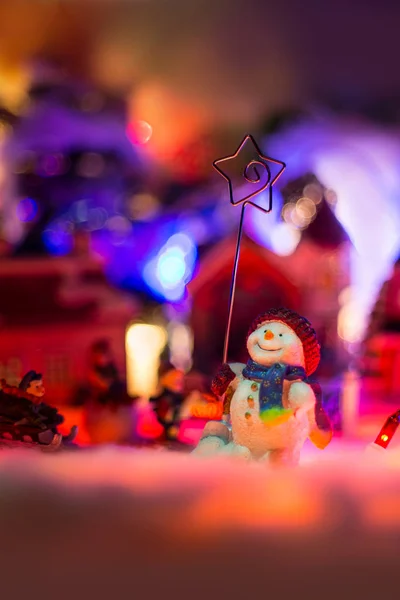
[0,444,398,600]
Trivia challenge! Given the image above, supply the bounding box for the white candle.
[125,323,167,398]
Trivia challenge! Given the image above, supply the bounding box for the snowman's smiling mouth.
[256,343,282,352]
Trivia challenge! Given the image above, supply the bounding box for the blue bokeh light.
[157,248,187,288]
[42,223,73,255]
[143,232,197,301]
[16,198,38,222]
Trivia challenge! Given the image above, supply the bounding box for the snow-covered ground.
[0,440,398,599]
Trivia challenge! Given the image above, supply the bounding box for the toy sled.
[0,380,64,451]
[0,416,63,451]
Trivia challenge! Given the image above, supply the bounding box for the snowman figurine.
[194,308,332,465]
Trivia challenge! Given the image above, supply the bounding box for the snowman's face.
[246,320,305,367]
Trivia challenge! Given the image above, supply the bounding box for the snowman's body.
[228,374,314,463]
[194,313,331,466]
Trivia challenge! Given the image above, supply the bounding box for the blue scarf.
[242,360,309,413]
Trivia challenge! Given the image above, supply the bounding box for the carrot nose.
[264,330,274,340]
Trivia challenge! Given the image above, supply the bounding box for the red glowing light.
[374,410,400,449]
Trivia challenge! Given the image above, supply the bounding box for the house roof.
[281,174,349,249]
[302,199,349,248]
[0,257,136,328]
[189,235,300,301]
[0,273,96,327]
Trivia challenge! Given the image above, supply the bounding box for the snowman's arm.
[226,363,245,393]
[211,362,245,397]
[287,381,316,418]
[288,382,332,448]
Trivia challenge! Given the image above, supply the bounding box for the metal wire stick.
[223,202,247,364]
[213,134,286,364]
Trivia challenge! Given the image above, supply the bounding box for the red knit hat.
[247,307,320,376]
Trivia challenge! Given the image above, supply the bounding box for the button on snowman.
[194,308,332,465]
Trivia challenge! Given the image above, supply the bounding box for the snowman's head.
[247,320,305,368]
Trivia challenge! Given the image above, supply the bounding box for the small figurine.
[0,370,77,450]
[74,340,134,445]
[74,339,131,407]
[149,364,185,442]
[194,308,332,465]
[19,371,78,443]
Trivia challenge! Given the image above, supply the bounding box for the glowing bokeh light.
[338,286,353,307]
[16,198,38,222]
[157,248,186,289]
[129,83,208,160]
[106,215,131,233]
[126,120,153,145]
[269,222,301,256]
[282,197,317,230]
[143,232,197,301]
[0,65,29,112]
[38,154,64,177]
[325,189,338,206]
[106,215,132,245]
[42,222,73,255]
[128,193,160,220]
[303,182,323,205]
[167,322,193,372]
[296,197,317,221]
[125,323,167,397]
[282,203,296,224]
[338,300,365,343]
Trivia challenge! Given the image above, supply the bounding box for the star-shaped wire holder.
[213,134,286,363]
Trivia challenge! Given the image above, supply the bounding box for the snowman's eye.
[279,334,283,337]
[264,329,266,333]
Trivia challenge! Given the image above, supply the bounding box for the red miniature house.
[362,261,400,397]
[0,256,137,404]
[189,235,350,375]
[189,237,300,372]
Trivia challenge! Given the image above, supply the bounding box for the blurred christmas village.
[1,56,400,451]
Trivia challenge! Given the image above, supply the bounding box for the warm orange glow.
[191,401,223,420]
[364,495,400,526]
[381,434,389,442]
[193,477,322,531]
[0,63,29,111]
[309,427,333,449]
[129,83,209,161]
